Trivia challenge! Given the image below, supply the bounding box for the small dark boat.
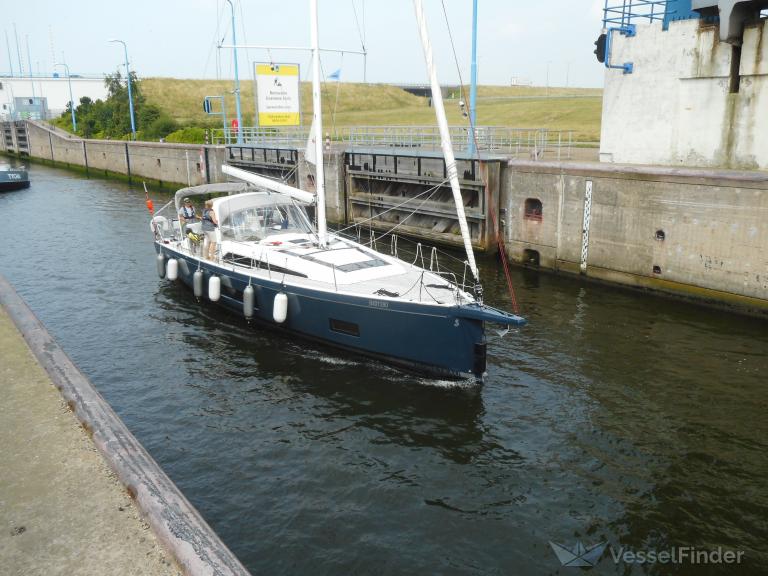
[0,164,30,191]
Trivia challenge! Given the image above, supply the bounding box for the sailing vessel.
[0,164,30,192]
[150,0,525,380]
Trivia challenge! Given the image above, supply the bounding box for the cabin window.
[524,198,543,221]
[523,249,540,267]
[329,318,360,337]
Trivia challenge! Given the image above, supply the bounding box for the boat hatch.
[299,246,390,272]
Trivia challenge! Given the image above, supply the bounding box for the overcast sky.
[3,0,606,87]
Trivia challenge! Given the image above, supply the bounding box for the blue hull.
[158,247,490,380]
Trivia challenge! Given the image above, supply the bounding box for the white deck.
[164,231,472,307]
[153,186,474,308]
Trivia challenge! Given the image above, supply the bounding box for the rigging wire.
[335,178,449,235]
[439,0,521,314]
[330,52,344,135]
[351,0,367,52]
[237,0,255,125]
[202,0,228,80]
[372,185,441,239]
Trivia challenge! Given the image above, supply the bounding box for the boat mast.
[412,0,479,282]
[310,0,328,248]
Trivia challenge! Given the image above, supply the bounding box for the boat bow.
[454,303,527,326]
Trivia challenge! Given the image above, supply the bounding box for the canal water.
[1,162,766,575]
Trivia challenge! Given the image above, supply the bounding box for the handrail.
[602,0,666,27]
[210,125,575,158]
[605,24,636,74]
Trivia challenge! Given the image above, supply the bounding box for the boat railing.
[152,213,471,304]
[152,201,211,259]
[331,224,472,303]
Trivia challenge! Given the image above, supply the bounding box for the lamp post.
[109,39,136,140]
[225,0,243,144]
[468,0,478,156]
[54,62,77,132]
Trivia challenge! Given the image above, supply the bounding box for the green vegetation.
[164,127,207,143]
[58,76,603,143]
[142,78,602,142]
[54,71,179,140]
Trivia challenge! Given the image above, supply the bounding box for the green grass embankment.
[142,78,602,142]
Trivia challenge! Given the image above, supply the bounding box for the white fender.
[193,270,204,298]
[209,276,221,302]
[166,258,178,281]
[273,292,288,323]
[156,253,166,278]
[243,285,255,318]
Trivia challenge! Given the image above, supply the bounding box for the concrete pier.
[0,305,180,575]
[0,275,252,576]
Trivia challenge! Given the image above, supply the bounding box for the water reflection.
[156,282,489,464]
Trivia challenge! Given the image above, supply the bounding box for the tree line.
[56,71,179,140]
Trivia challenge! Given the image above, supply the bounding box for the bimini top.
[174,182,253,210]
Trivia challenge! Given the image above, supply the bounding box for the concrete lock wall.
[6,120,768,315]
[297,149,346,224]
[20,121,228,188]
[503,160,768,313]
[600,19,768,170]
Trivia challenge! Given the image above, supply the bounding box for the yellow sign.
[255,63,301,127]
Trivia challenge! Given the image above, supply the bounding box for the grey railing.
[211,125,575,160]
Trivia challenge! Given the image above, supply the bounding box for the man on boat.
[179,197,200,232]
[179,197,203,254]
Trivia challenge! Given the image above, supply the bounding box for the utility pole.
[55,62,77,132]
[25,35,35,99]
[109,39,137,140]
[13,24,22,76]
[5,31,14,75]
